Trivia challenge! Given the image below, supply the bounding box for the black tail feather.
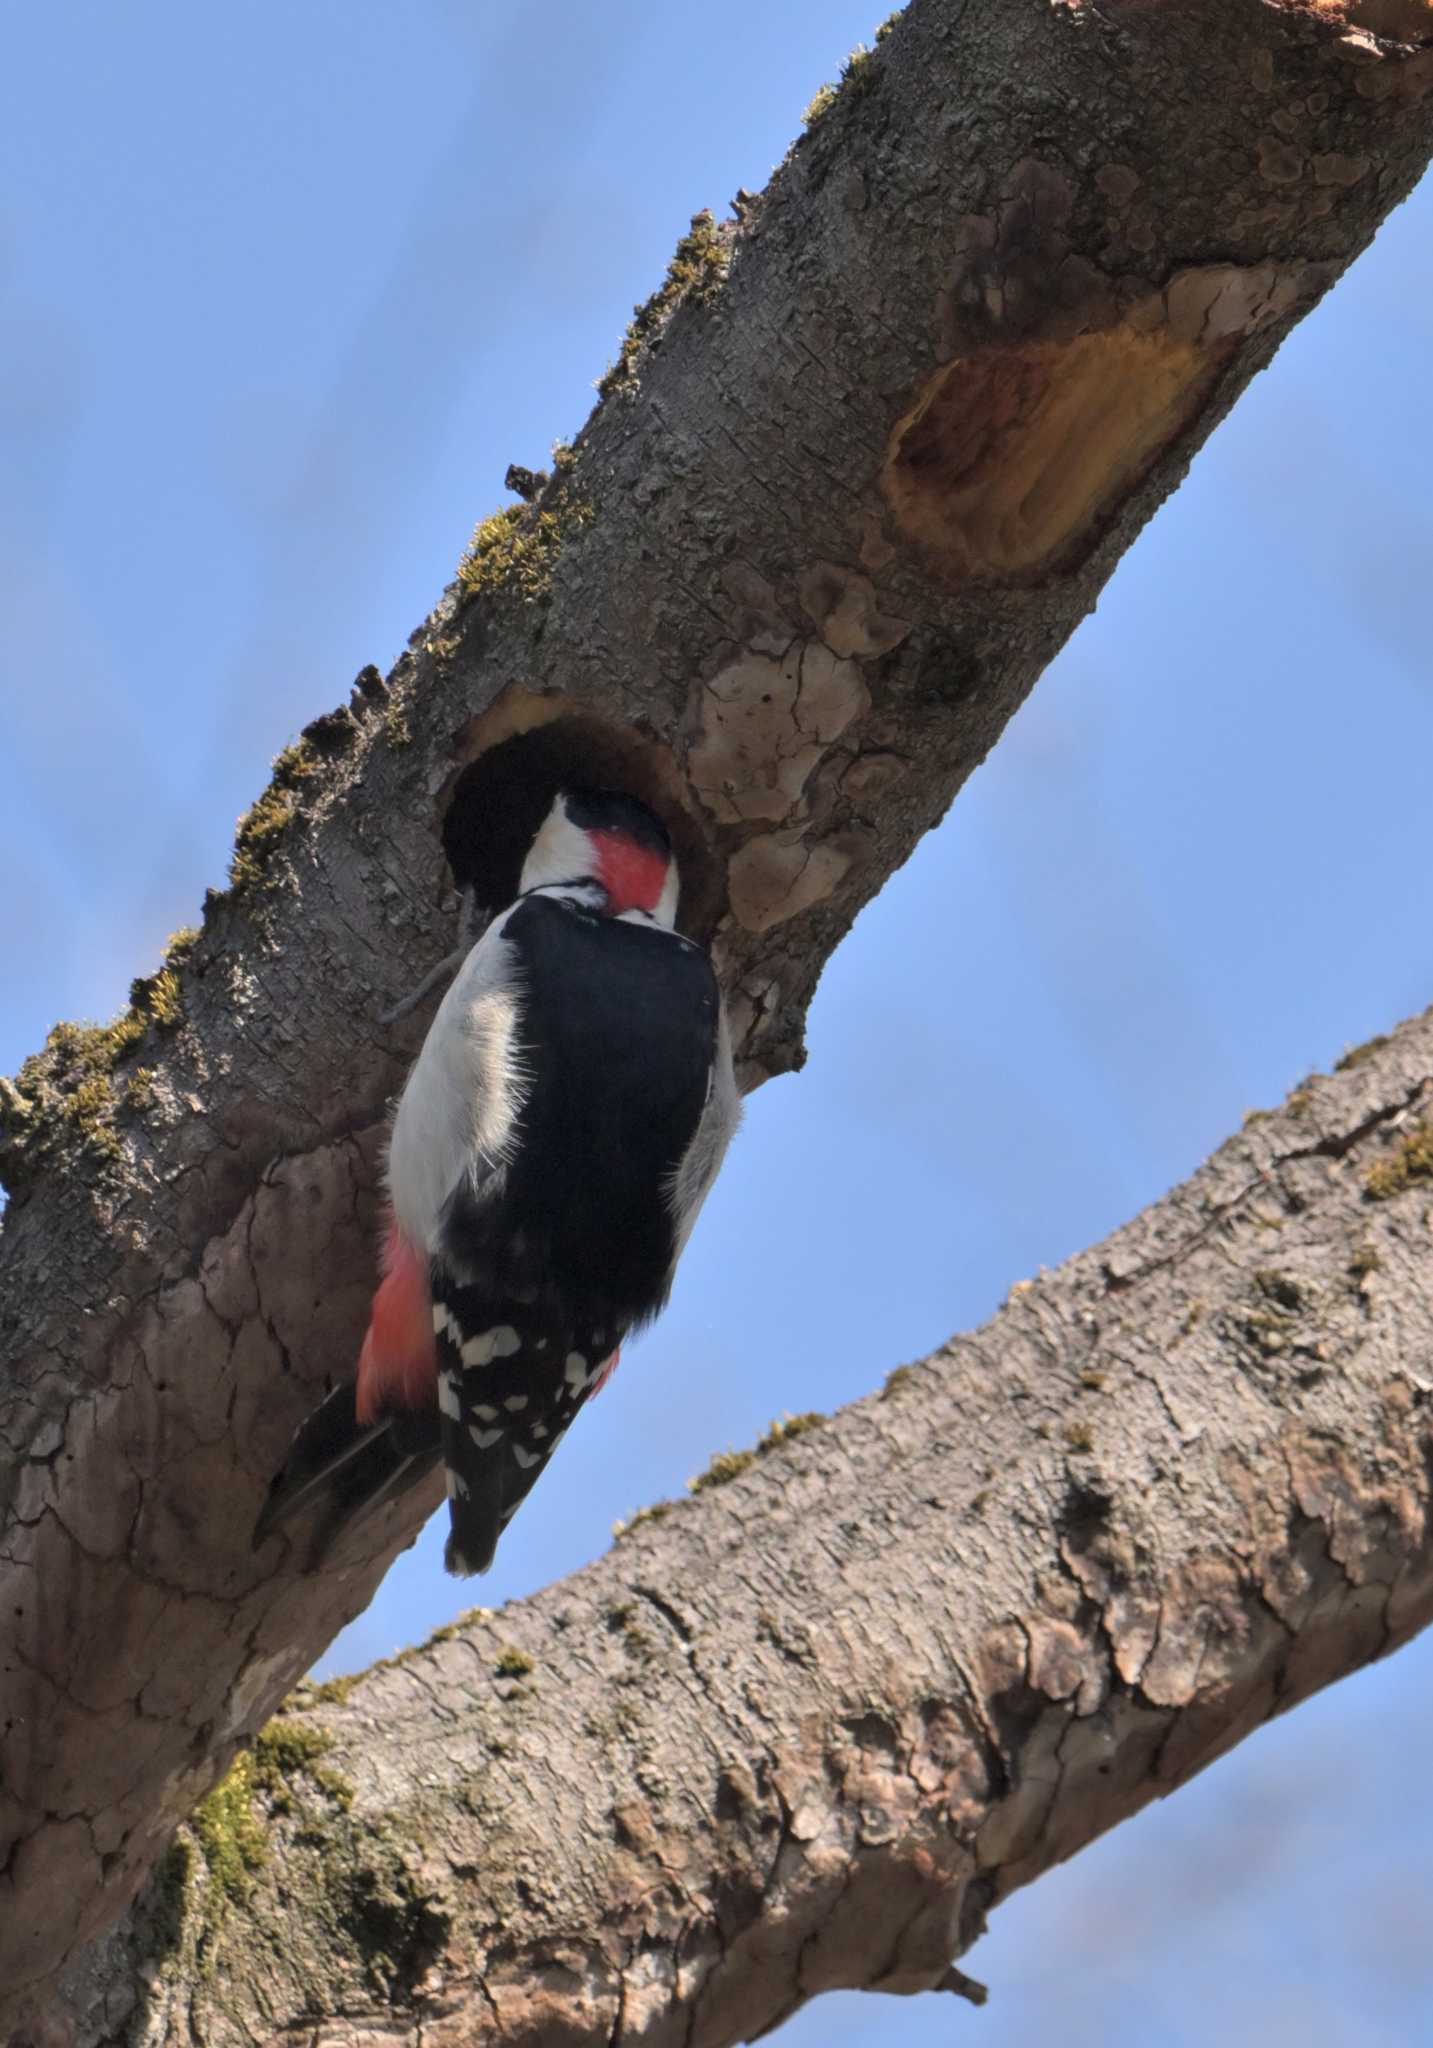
[253,1381,440,1562]
[442,1476,503,1577]
[435,1281,618,1575]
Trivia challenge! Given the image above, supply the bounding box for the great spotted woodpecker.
[255,787,740,1575]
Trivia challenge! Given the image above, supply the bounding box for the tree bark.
[49,1007,1433,2047]
[3,0,1433,2035]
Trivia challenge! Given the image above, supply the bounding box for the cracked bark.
[4,0,1433,2038]
[47,1011,1433,2046]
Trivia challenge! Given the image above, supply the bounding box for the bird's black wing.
[253,1381,441,1562]
[435,894,719,1572]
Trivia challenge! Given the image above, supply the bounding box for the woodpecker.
[255,787,740,1575]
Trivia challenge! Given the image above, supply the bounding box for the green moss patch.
[300,1670,362,1710]
[689,1410,826,1495]
[0,917,209,1188]
[318,1824,453,2001]
[801,41,881,130]
[229,738,323,893]
[1,1017,139,1176]
[690,1447,756,1493]
[760,1410,825,1451]
[457,485,594,607]
[461,505,550,600]
[382,692,414,748]
[294,1605,497,1712]
[1366,1122,1433,1202]
[613,1498,674,1541]
[253,1717,354,1812]
[301,703,361,756]
[1337,1034,1391,1073]
[619,1420,825,1527]
[881,1363,919,1400]
[191,1754,269,1904]
[125,924,201,1041]
[174,1767,451,2007]
[598,209,731,400]
[128,965,183,1029]
[186,1713,357,1910]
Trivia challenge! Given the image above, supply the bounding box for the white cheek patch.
[654,858,679,929]
[519,805,600,895]
[469,1424,503,1449]
[437,1374,461,1420]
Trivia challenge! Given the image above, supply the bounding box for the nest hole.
[441,692,724,939]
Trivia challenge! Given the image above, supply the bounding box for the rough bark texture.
[52,1009,1433,2047]
[3,0,1432,2034]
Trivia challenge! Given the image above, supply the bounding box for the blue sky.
[4,6,1431,2041]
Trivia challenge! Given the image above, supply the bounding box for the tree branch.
[4,0,1433,2031]
[56,1009,1433,2045]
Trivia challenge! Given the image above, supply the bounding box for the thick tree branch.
[4,0,1433,2031]
[55,1009,1433,2045]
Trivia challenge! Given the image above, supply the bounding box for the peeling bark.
[4,0,1433,2034]
[50,1012,1433,2046]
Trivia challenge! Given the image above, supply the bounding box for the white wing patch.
[387,908,527,1255]
[460,1324,522,1369]
[667,999,742,1261]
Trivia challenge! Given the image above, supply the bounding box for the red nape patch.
[355,1216,437,1424]
[592,829,670,916]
